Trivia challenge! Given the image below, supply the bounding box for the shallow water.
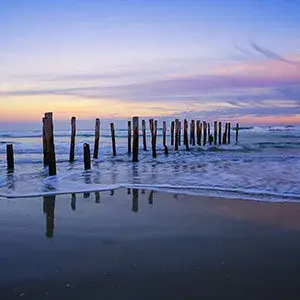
[0,124,299,201]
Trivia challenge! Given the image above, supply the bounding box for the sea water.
[0,125,299,202]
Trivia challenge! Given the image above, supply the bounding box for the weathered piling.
[228,122,231,144]
[190,120,195,146]
[218,121,222,144]
[93,118,100,159]
[42,117,48,166]
[69,117,76,162]
[200,122,203,146]
[150,119,157,157]
[214,121,217,145]
[6,144,14,170]
[83,143,91,170]
[127,120,131,155]
[164,145,169,155]
[208,122,211,139]
[142,119,147,151]
[171,121,175,146]
[184,119,190,151]
[110,123,116,156]
[179,121,182,146]
[209,134,213,145]
[44,112,56,176]
[203,121,207,145]
[175,119,179,151]
[223,123,228,144]
[196,120,201,145]
[162,121,167,146]
[132,117,139,162]
[236,123,239,144]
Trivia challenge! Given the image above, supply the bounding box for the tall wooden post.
[199,122,203,146]
[132,117,139,162]
[69,117,76,162]
[175,119,179,151]
[6,144,14,170]
[163,121,167,146]
[150,119,156,158]
[93,118,100,159]
[142,119,147,151]
[127,120,131,155]
[44,112,56,176]
[184,119,189,151]
[110,123,116,156]
[179,121,182,146]
[218,122,222,145]
[236,123,239,144]
[42,117,48,166]
[223,123,228,144]
[196,120,201,145]
[208,122,211,139]
[203,121,207,146]
[83,143,91,170]
[171,121,175,146]
[228,122,231,144]
[190,120,195,146]
[214,121,217,145]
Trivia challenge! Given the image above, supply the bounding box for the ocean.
[0,124,299,202]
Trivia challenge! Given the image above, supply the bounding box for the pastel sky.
[1,0,300,126]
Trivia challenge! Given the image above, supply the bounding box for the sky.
[0,0,300,128]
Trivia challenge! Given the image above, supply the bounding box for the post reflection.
[148,190,154,205]
[43,195,56,238]
[132,189,139,212]
[95,192,100,203]
[71,193,76,210]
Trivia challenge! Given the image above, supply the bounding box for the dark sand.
[1,189,300,299]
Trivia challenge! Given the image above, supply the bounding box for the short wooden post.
[110,123,116,156]
[44,112,56,176]
[171,121,175,146]
[93,118,100,159]
[190,120,195,146]
[42,117,48,166]
[132,117,139,162]
[209,134,213,145]
[175,119,179,151]
[162,121,167,146]
[236,123,239,144]
[164,145,169,155]
[218,121,222,144]
[142,119,147,151]
[83,143,91,170]
[127,120,131,154]
[6,144,14,170]
[179,121,182,146]
[214,121,217,145]
[203,121,207,145]
[69,117,76,162]
[184,119,190,151]
[228,122,231,144]
[196,120,201,145]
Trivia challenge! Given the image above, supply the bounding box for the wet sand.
[1,189,300,299]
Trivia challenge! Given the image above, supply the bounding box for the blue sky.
[0,0,300,125]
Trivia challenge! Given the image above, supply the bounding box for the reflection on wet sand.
[71,193,76,210]
[95,191,100,203]
[132,188,139,212]
[43,195,56,238]
[148,190,154,205]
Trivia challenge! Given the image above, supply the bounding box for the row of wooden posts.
[5,112,240,176]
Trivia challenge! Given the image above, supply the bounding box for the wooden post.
[127,120,131,154]
[203,121,207,146]
[42,117,48,166]
[236,123,239,144]
[184,119,190,151]
[83,143,91,170]
[93,118,100,159]
[154,120,158,156]
[69,117,76,162]
[163,121,167,146]
[218,121,222,145]
[110,123,116,156]
[150,119,157,157]
[190,120,195,146]
[214,121,217,145]
[142,119,147,151]
[179,121,181,146]
[175,119,179,151]
[223,123,228,144]
[196,120,201,145]
[171,121,175,146]
[132,117,139,162]
[44,112,56,176]
[6,144,14,170]
[228,122,231,144]
[209,134,213,145]
[199,122,203,146]
[208,122,211,139]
